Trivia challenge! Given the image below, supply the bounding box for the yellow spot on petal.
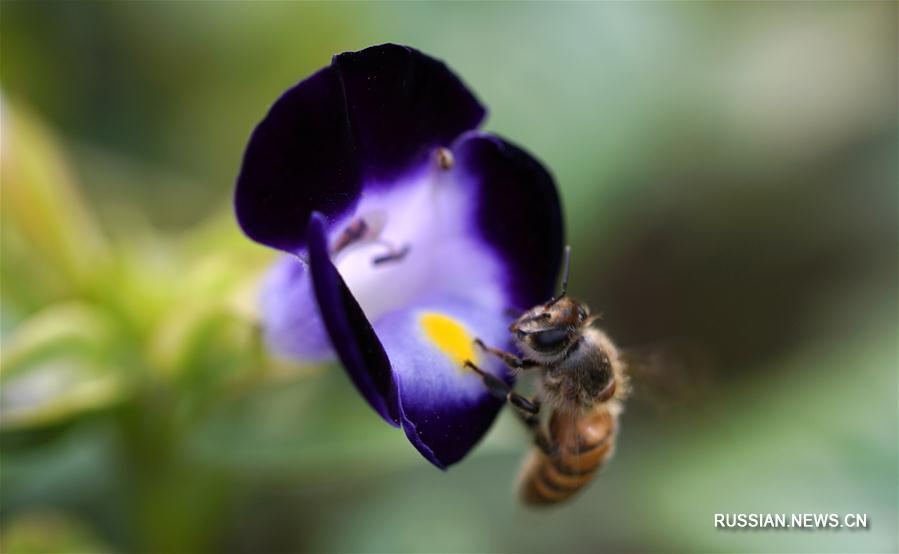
[420,312,477,368]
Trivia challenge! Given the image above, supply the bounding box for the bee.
[465,246,629,506]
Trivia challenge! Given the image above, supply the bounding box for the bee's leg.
[473,339,537,370]
[508,395,555,456]
[466,359,555,455]
[464,360,539,414]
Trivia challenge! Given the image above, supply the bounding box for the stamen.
[330,211,388,255]
[372,243,411,266]
[435,147,454,170]
[331,218,368,254]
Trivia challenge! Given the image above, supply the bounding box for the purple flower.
[235,44,563,468]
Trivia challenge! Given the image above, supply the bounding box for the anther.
[331,218,369,254]
[436,147,454,170]
[372,243,411,266]
[330,211,389,256]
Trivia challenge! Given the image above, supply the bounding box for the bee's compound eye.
[532,328,569,350]
[515,330,526,340]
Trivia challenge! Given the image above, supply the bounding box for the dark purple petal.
[333,44,486,184]
[373,298,513,468]
[236,66,360,252]
[454,132,566,309]
[397,389,503,470]
[307,212,399,425]
[236,44,486,251]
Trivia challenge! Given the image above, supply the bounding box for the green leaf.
[0,302,126,430]
[0,99,109,290]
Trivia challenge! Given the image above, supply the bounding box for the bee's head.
[509,246,593,358]
[510,297,592,357]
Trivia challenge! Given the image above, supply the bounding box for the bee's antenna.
[547,245,572,306]
[559,244,571,298]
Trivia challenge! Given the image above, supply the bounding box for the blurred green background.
[1,2,896,553]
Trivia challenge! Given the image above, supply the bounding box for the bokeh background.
[1,2,896,553]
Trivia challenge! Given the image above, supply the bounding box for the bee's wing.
[620,340,715,413]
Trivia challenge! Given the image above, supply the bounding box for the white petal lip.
[334,162,508,324]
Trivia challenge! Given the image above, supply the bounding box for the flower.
[235,44,564,468]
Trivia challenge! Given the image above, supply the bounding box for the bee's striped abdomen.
[519,407,617,506]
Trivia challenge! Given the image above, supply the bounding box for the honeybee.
[466,246,630,506]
